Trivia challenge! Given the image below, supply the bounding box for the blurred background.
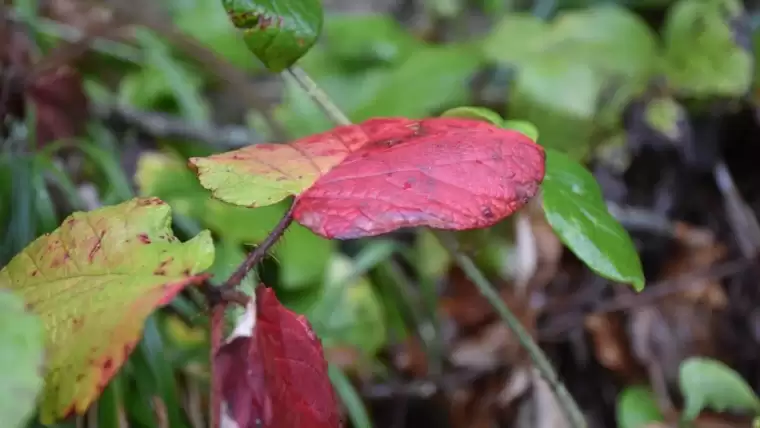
[3,0,760,427]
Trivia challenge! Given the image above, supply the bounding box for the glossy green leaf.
[680,357,760,421]
[0,289,44,428]
[541,149,644,290]
[616,386,665,428]
[222,0,324,72]
[662,0,752,97]
[440,106,504,126]
[307,254,387,356]
[351,45,483,120]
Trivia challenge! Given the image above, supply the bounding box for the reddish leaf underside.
[216,286,341,428]
[292,118,546,239]
[192,117,545,239]
[0,198,214,423]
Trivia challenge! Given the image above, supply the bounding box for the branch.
[221,204,295,291]
[434,231,587,427]
[286,64,588,428]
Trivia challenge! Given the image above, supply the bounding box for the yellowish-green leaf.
[0,289,45,428]
[0,198,214,423]
[139,152,334,290]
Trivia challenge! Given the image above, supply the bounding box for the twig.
[286,64,588,428]
[286,67,351,126]
[221,204,295,291]
[209,303,225,428]
[435,231,587,428]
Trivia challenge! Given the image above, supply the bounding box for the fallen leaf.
[0,289,45,428]
[0,198,214,422]
[192,117,545,239]
[216,286,341,428]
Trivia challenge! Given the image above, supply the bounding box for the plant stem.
[287,65,588,428]
[286,67,351,126]
[209,303,225,428]
[434,231,587,428]
[222,204,295,291]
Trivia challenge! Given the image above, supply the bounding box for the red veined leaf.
[292,118,545,238]
[216,286,341,428]
[192,117,545,239]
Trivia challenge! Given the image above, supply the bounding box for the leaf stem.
[287,65,588,428]
[434,231,587,428]
[222,204,295,291]
[286,67,352,126]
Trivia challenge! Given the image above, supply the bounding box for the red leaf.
[292,118,545,239]
[215,286,341,428]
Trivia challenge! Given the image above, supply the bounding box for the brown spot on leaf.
[153,257,174,276]
[138,233,151,244]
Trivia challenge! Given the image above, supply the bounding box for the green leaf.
[502,120,539,141]
[662,0,752,97]
[307,254,387,356]
[138,152,334,290]
[0,289,44,428]
[541,149,644,290]
[222,0,324,72]
[440,106,504,126]
[643,97,687,141]
[679,357,760,421]
[616,386,665,428]
[323,14,424,65]
[351,45,484,120]
[510,59,602,159]
[0,198,214,422]
[485,6,657,158]
[482,13,548,65]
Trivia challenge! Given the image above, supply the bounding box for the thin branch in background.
[285,63,588,428]
[434,230,587,428]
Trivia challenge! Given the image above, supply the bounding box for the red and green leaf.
[192,117,546,239]
[216,286,341,428]
[0,198,215,423]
